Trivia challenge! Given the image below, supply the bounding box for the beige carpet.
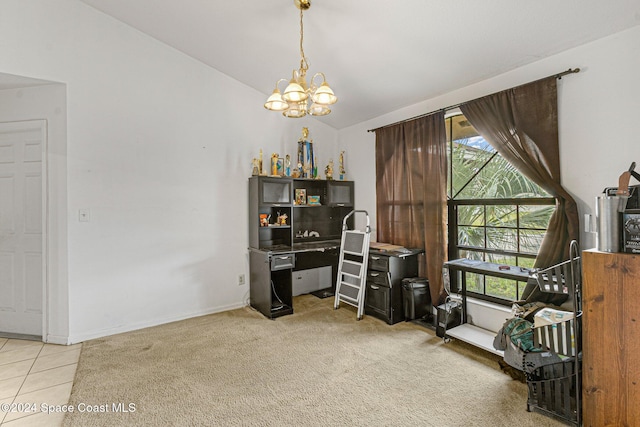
[63,295,563,426]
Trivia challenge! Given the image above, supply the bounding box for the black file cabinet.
[365,249,419,325]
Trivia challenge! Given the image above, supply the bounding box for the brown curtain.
[375,112,448,305]
[460,77,580,292]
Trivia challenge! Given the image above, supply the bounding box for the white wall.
[0,0,339,342]
[341,25,640,252]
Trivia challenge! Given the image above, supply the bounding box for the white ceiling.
[73,1,640,129]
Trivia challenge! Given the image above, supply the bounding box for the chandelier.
[263,0,337,118]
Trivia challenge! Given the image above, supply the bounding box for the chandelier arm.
[275,78,289,92]
[310,72,326,90]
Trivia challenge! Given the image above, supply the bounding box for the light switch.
[79,208,90,222]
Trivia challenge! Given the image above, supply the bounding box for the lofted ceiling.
[77,0,640,130]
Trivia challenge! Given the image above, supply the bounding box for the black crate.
[436,301,461,338]
[526,359,579,426]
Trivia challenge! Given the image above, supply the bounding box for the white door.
[0,121,46,337]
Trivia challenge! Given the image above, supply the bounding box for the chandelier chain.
[299,7,309,74]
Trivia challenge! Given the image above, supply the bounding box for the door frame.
[0,120,48,340]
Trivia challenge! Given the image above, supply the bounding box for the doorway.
[0,120,47,339]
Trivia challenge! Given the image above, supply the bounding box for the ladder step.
[338,295,358,304]
[343,250,366,257]
[340,281,362,289]
[341,260,363,275]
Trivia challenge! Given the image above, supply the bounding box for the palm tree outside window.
[446,111,555,303]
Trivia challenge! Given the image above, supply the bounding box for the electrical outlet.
[238,274,245,286]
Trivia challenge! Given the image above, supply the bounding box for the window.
[446,112,555,303]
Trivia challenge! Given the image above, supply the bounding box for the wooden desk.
[443,259,530,323]
[249,240,341,319]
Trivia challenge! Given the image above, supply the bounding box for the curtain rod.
[367,68,580,133]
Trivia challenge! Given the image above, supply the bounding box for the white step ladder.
[334,210,371,320]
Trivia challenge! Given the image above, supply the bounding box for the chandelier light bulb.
[283,80,308,103]
[283,100,308,118]
[264,88,289,111]
[311,82,337,105]
[309,103,331,116]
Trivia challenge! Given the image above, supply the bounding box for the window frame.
[447,197,555,304]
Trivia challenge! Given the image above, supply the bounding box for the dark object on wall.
[401,278,430,320]
[436,301,461,338]
[622,209,640,253]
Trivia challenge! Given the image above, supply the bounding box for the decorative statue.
[339,150,346,180]
[259,149,264,175]
[325,159,334,180]
[277,212,288,226]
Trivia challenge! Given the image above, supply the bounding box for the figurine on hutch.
[325,159,334,180]
[339,150,346,180]
[252,149,265,176]
[285,154,291,177]
[277,212,287,226]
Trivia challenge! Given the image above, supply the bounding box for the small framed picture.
[307,195,321,206]
[295,189,306,205]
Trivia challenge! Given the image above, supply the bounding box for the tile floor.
[0,338,81,426]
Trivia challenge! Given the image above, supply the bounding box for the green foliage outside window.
[447,115,554,302]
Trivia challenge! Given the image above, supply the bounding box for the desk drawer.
[367,270,390,287]
[365,281,390,319]
[368,254,389,271]
[271,254,295,271]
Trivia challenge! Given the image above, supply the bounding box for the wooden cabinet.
[582,250,640,426]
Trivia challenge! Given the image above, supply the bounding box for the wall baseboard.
[67,302,247,344]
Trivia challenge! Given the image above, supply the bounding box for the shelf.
[446,323,504,356]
